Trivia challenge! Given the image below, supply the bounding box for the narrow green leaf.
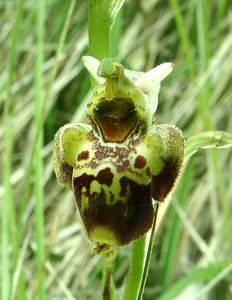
[185,131,232,159]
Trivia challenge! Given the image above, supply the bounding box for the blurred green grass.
[1,0,232,299]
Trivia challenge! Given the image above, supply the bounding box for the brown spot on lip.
[73,168,114,193]
[134,155,146,169]
[96,168,114,186]
[77,150,89,161]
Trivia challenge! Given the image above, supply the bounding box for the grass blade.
[34,0,46,298]
[157,261,230,300]
[1,1,23,299]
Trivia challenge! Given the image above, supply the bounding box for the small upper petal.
[136,62,174,91]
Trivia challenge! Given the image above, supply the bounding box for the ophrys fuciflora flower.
[53,56,184,255]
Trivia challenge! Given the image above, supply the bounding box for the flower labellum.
[53,57,184,253]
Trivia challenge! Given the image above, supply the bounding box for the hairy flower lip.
[53,57,184,250]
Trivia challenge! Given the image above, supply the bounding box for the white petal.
[82,56,104,84]
[124,69,144,83]
[136,62,174,91]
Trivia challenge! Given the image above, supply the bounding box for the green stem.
[88,0,125,85]
[102,257,116,300]
[122,236,148,300]
[88,0,111,61]
[123,203,159,300]
[138,202,159,299]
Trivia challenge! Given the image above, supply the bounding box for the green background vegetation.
[1,0,232,299]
